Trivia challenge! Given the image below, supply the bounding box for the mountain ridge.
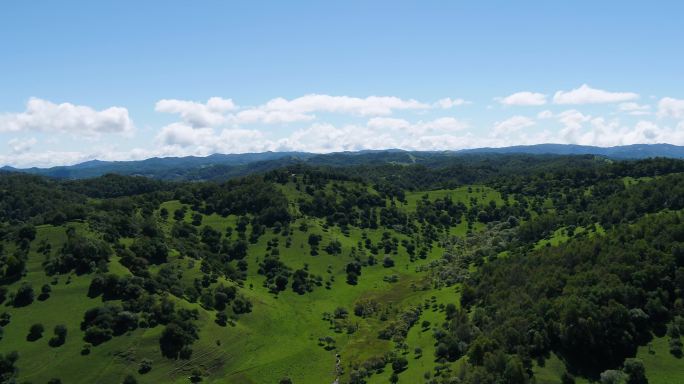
[4,143,684,180]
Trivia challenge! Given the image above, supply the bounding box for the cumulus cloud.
[557,109,591,129]
[555,110,592,143]
[657,97,684,119]
[156,122,266,155]
[573,118,684,147]
[537,110,554,119]
[366,117,410,130]
[367,117,468,135]
[498,92,547,106]
[234,94,432,124]
[155,97,236,127]
[274,123,395,152]
[260,94,430,115]
[0,98,134,134]
[436,98,470,109]
[155,94,433,126]
[5,91,684,168]
[618,102,651,115]
[492,116,536,135]
[234,109,314,124]
[8,137,37,154]
[553,84,639,104]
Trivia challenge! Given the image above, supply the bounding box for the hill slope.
[0,156,683,384]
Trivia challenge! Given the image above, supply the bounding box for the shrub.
[138,358,153,374]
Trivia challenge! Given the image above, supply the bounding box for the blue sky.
[1,0,684,167]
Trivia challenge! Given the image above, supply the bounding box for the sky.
[1,0,684,167]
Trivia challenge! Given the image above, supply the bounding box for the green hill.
[1,156,684,384]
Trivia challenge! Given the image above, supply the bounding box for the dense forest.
[0,154,683,384]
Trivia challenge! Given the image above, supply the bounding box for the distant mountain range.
[2,143,683,180]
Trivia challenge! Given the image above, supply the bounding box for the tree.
[192,213,203,226]
[292,269,312,294]
[0,312,10,327]
[39,283,52,300]
[623,358,648,384]
[0,351,19,383]
[173,208,186,221]
[334,307,348,319]
[669,337,683,358]
[122,375,137,384]
[445,303,457,319]
[13,283,34,307]
[346,262,362,286]
[561,372,576,384]
[49,324,67,347]
[600,370,624,384]
[392,357,408,373]
[130,236,168,264]
[27,323,44,341]
[215,311,228,327]
[232,296,252,314]
[190,368,203,383]
[279,378,293,384]
[17,224,37,243]
[503,356,528,384]
[159,323,196,359]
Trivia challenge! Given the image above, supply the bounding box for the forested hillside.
[1,155,683,384]
[5,144,684,181]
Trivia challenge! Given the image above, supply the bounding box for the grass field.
[2,185,499,384]
[2,182,679,384]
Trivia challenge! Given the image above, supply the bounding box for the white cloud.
[618,102,651,115]
[234,109,314,124]
[557,109,591,129]
[0,98,134,134]
[155,94,433,126]
[156,122,266,155]
[259,94,430,116]
[274,123,395,152]
[367,117,468,135]
[498,92,547,106]
[657,97,684,119]
[492,116,536,135]
[436,98,470,109]
[8,137,37,154]
[414,117,468,133]
[556,110,592,143]
[234,94,432,124]
[157,123,216,147]
[366,117,410,130]
[553,84,639,104]
[537,110,554,119]
[155,97,236,127]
